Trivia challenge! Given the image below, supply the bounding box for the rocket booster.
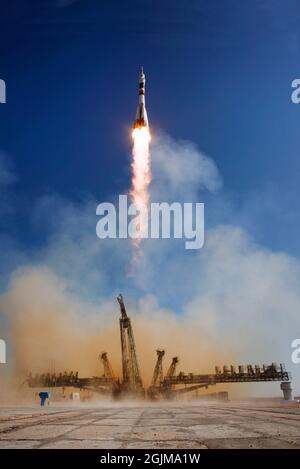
[133,67,149,129]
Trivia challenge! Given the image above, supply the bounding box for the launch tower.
[117,294,144,396]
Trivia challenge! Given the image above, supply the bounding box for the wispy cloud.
[0,153,16,190]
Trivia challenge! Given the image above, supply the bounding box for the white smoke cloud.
[0,133,299,398]
[151,133,222,201]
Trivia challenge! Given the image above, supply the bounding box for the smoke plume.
[0,133,300,400]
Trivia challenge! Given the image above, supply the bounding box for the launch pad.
[27,294,292,401]
[1,400,300,449]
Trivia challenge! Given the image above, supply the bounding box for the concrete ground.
[0,400,300,449]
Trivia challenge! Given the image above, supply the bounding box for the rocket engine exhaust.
[129,68,151,269]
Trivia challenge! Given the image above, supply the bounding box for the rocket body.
[133,67,149,129]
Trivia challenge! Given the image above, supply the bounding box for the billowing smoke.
[0,265,235,391]
[0,133,300,400]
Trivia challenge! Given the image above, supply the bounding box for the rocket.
[133,67,149,129]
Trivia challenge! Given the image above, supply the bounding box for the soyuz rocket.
[133,67,149,129]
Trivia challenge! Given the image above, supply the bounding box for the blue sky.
[1,1,300,387]
[0,0,300,257]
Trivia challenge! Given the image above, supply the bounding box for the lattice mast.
[150,350,165,387]
[100,352,115,380]
[117,294,143,393]
[166,356,179,378]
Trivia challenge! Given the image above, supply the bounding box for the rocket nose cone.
[139,66,145,81]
